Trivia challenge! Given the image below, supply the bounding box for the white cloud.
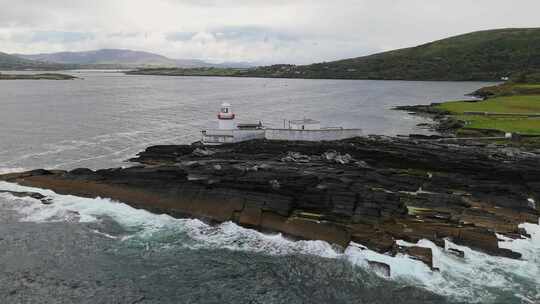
[0,0,539,64]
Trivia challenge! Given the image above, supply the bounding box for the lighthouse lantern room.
[217,102,236,130]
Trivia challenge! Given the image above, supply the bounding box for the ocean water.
[1,71,538,303]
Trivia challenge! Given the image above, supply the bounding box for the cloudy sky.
[0,0,539,64]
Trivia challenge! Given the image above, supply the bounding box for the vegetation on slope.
[296,28,540,81]
[126,67,245,76]
[0,73,76,80]
[0,52,68,70]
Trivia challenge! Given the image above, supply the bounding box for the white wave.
[498,222,540,262]
[90,229,120,239]
[391,238,540,302]
[0,180,538,303]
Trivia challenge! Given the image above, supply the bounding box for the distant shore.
[0,73,77,80]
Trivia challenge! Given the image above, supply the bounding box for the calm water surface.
[0,70,490,170]
[1,71,538,304]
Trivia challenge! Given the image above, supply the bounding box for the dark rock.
[69,168,94,175]
[518,227,532,239]
[395,246,434,269]
[447,247,465,258]
[408,134,448,140]
[192,148,215,157]
[367,260,391,277]
[281,152,311,163]
[0,190,52,205]
[28,169,53,176]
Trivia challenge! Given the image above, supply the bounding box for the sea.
[0,70,538,304]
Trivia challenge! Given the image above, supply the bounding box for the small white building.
[289,118,321,130]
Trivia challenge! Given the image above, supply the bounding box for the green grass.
[514,84,540,89]
[456,115,540,134]
[126,67,246,77]
[436,94,540,134]
[438,95,540,114]
[0,52,67,70]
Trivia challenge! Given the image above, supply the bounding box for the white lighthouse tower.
[217,102,236,130]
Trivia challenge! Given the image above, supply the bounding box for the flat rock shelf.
[1,136,539,269]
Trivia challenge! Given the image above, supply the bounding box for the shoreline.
[125,68,504,82]
[0,73,77,80]
[395,82,540,137]
[2,136,539,270]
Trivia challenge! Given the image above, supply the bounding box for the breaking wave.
[0,181,538,303]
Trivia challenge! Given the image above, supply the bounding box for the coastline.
[2,136,538,270]
[0,73,77,80]
[125,68,506,82]
[395,82,540,138]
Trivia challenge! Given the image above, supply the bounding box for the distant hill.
[0,52,68,70]
[240,28,540,81]
[15,49,177,67]
[14,49,253,69]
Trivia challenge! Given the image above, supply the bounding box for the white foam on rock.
[1,181,539,303]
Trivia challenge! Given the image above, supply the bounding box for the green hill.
[0,52,68,70]
[250,28,540,81]
[132,28,540,81]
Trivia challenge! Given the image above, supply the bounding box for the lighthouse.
[217,102,236,130]
[202,102,363,145]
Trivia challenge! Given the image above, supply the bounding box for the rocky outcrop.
[0,190,53,204]
[393,104,466,134]
[2,136,539,268]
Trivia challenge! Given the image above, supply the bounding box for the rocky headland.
[1,136,539,271]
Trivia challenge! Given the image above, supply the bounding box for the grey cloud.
[12,31,95,44]
[108,32,141,39]
[165,26,301,45]
[210,26,299,43]
[1,0,540,64]
[165,32,197,41]
[164,0,301,7]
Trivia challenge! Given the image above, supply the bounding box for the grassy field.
[454,115,540,134]
[514,84,540,89]
[436,94,540,134]
[438,95,540,114]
